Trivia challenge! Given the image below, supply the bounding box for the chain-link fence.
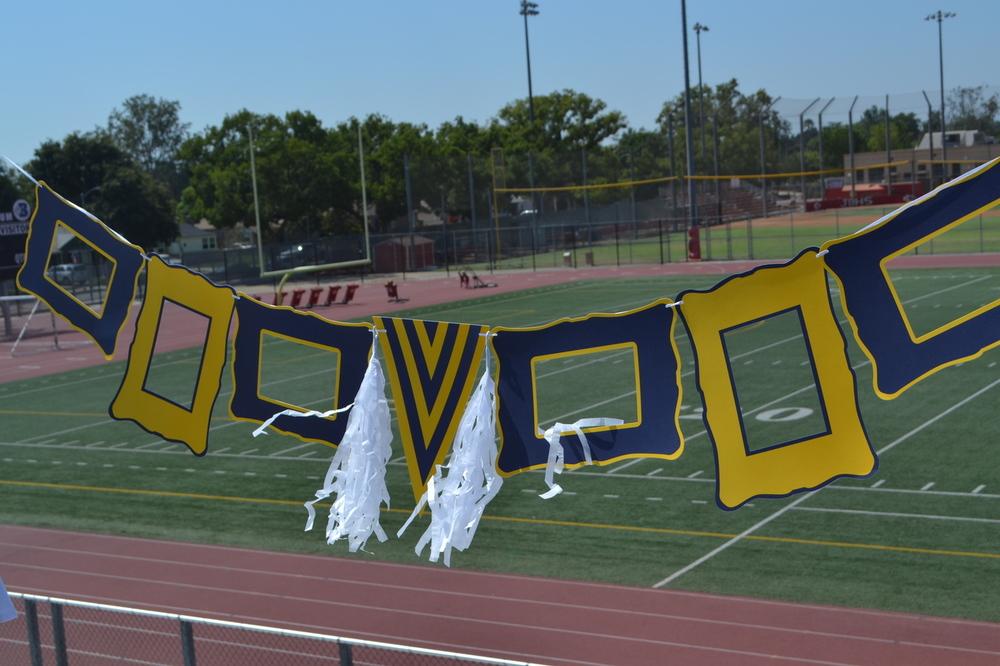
[0,593,545,666]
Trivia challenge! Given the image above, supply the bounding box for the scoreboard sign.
[0,199,31,280]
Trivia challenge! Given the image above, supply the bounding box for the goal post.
[250,123,372,299]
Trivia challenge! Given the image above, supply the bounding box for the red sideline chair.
[340,284,359,304]
[289,289,306,308]
[385,281,409,303]
[307,287,324,308]
[324,285,342,306]
[459,271,470,288]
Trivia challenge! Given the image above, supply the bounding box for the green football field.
[0,267,998,622]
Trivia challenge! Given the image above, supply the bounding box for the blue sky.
[3,0,998,164]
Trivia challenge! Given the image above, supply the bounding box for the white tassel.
[397,364,502,566]
[304,337,392,552]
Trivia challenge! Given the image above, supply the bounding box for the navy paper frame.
[16,184,145,359]
[229,296,373,447]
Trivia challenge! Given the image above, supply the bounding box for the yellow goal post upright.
[248,122,373,302]
[490,147,507,266]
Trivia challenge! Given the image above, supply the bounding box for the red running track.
[0,525,998,665]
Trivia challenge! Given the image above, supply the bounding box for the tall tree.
[179,111,361,240]
[947,86,1000,134]
[28,132,177,248]
[108,94,190,194]
[658,79,784,176]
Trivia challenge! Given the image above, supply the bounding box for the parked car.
[48,263,89,286]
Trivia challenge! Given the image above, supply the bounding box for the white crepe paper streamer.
[539,418,624,499]
[252,403,354,438]
[304,339,392,552]
[396,364,502,566]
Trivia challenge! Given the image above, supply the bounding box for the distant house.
[169,221,218,256]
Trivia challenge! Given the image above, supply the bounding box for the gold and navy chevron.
[374,316,488,500]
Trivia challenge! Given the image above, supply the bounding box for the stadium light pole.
[520,1,539,127]
[519,1,540,240]
[693,22,709,166]
[926,10,956,173]
[680,0,698,230]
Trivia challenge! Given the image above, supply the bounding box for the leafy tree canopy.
[28,132,177,248]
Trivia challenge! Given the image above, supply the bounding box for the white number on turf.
[755,407,813,422]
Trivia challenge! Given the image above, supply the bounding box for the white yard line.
[605,458,644,475]
[19,365,338,444]
[268,442,315,457]
[792,506,1000,526]
[652,375,1000,589]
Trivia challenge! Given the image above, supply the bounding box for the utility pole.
[693,22,709,165]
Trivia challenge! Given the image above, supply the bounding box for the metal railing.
[0,592,546,666]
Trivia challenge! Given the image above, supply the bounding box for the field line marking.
[653,374,1000,588]
[18,364,340,444]
[2,479,998,564]
[875,377,1000,456]
[0,332,336,405]
[542,390,635,426]
[269,442,315,457]
[652,493,814,588]
[605,458,643,475]
[793,506,1000,525]
[893,274,991,306]
[0,409,106,418]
